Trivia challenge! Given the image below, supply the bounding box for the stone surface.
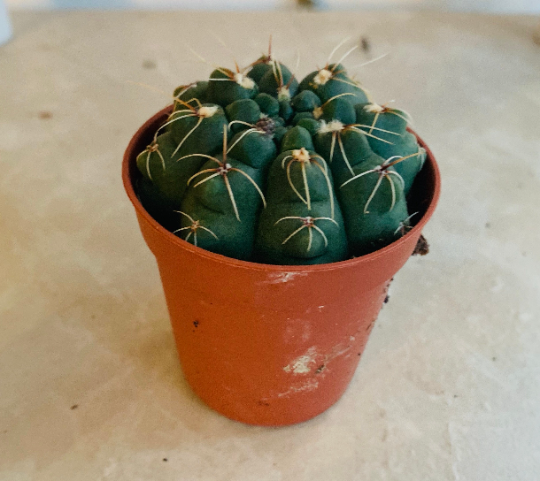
[1,11,539,480]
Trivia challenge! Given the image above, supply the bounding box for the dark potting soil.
[412,234,430,256]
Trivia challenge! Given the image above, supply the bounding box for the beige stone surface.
[1,10,540,480]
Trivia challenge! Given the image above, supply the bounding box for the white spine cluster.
[198,106,219,118]
[292,147,311,163]
[313,69,333,85]
[318,120,344,134]
[233,73,256,90]
[364,103,384,114]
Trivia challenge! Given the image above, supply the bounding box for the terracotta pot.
[122,106,441,426]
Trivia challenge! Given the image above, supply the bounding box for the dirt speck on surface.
[412,234,429,256]
[70,404,78,410]
[38,111,52,120]
[360,36,371,53]
[315,364,325,374]
[297,0,321,9]
[142,59,157,69]
[193,320,199,328]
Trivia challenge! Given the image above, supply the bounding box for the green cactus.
[354,103,426,194]
[255,147,348,264]
[135,46,428,265]
[254,93,280,117]
[338,155,409,255]
[298,63,369,106]
[206,67,258,106]
[173,81,209,106]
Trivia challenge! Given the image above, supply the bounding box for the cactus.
[136,45,428,265]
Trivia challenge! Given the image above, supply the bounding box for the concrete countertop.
[1,11,539,480]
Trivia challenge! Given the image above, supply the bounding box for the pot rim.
[123,106,441,273]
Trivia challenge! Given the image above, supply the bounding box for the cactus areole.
[123,46,440,426]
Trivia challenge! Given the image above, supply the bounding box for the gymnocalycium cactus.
[136,43,427,265]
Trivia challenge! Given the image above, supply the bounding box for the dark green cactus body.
[291,90,321,112]
[299,64,369,105]
[271,115,285,127]
[226,99,261,134]
[256,149,347,265]
[136,53,428,264]
[273,125,290,144]
[173,81,208,107]
[314,126,380,180]
[206,68,258,107]
[135,131,197,208]
[318,96,356,125]
[190,155,264,216]
[254,93,280,117]
[255,202,348,265]
[355,103,426,194]
[258,63,299,100]
[265,149,335,207]
[177,154,265,260]
[337,156,409,255]
[167,104,228,156]
[354,103,408,139]
[292,112,315,125]
[387,135,426,195]
[176,194,252,260]
[247,56,274,83]
[296,117,320,136]
[279,100,294,122]
[136,176,178,231]
[228,129,277,169]
[280,126,314,152]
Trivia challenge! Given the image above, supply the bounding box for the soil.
[412,234,429,256]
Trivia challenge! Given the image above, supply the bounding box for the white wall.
[5,0,540,14]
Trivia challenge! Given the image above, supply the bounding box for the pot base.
[158,262,390,426]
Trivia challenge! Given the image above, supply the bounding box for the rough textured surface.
[1,11,540,480]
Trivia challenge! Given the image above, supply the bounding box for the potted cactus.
[123,44,440,426]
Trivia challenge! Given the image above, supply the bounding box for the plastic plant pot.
[122,106,441,426]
